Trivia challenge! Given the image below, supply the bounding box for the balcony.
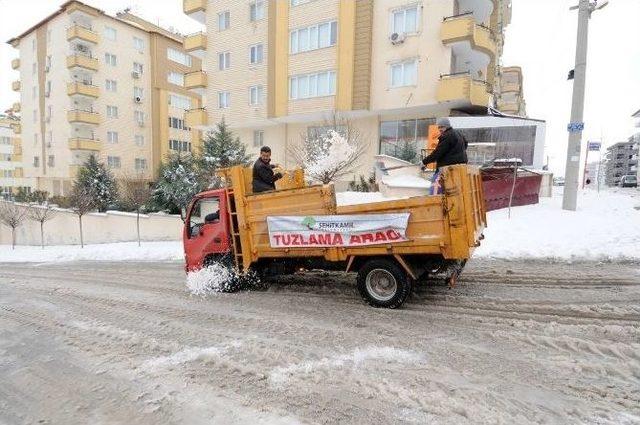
[12,154,22,162]
[67,110,101,125]
[67,24,99,44]
[12,124,21,134]
[185,71,207,95]
[441,14,496,58]
[11,58,20,70]
[12,80,21,91]
[437,73,490,109]
[14,168,23,178]
[185,108,208,129]
[66,54,99,72]
[68,137,101,151]
[184,0,206,24]
[12,102,20,113]
[497,100,519,114]
[13,145,22,155]
[184,32,207,58]
[67,82,100,98]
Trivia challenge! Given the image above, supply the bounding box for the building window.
[218,52,231,70]
[32,62,36,75]
[133,62,144,74]
[290,21,337,54]
[47,132,53,145]
[169,139,191,152]
[379,118,432,162]
[104,26,117,41]
[253,130,264,147]
[250,1,265,22]
[107,131,119,144]
[249,85,264,106]
[168,94,191,110]
[135,158,147,171]
[33,156,40,167]
[218,11,230,31]
[107,105,118,118]
[218,91,231,109]
[307,125,347,141]
[32,86,37,99]
[135,135,144,147]
[47,155,55,168]
[107,156,121,169]
[391,5,419,35]
[250,44,264,64]
[0,137,11,145]
[134,86,144,100]
[289,70,336,99]
[133,37,144,52]
[32,110,37,123]
[134,111,145,126]
[390,59,417,87]
[105,53,117,66]
[167,48,192,67]
[32,38,36,51]
[168,72,184,86]
[106,79,117,92]
[47,105,53,121]
[169,117,190,130]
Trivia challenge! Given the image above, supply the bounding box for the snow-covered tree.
[153,153,204,215]
[119,175,153,247]
[74,155,117,212]
[0,201,28,249]
[27,201,57,250]
[289,116,368,184]
[69,186,96,248]
[396,139,418,164]
[197,119,251,187]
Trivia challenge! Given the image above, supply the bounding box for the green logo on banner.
[301,216,316,229]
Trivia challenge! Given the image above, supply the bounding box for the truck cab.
[183,188,231,271]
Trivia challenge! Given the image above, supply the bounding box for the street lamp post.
[562,0,608,211]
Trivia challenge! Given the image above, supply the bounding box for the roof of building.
[7,0,183,46]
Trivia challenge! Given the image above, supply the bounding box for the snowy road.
[1,260,639,425]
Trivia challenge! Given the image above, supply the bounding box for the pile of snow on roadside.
[270,346,424,385]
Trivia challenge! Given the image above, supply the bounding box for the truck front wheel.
[357,259,412,309]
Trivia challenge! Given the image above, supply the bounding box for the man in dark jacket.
[422,118,468,194]
[252,146,283,193]
[422,117,468,169]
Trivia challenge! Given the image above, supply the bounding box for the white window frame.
[107,131,119,144]
[135,135,144,147]
[134,86,144,100]
[218,91,231,109]
[134,110,145,125]
[253,130,264,147]
[390,58,418,88]
[169,94,191,110]
[106,79,117,92]
[105,53,117,66]
[249,85,264,106]
[250,1,265,22]
[133,62,144,74]
[168,72,184,86]
[250,44,264,65]
[289,70,336,100]
[107,156,121,169]
[291,0,314,5]
[218,11,230,31]
[135,158,147,171]
[104,26,117,41]
[218,52,231,70]
[107,105,118,118]
[290,21,337,54]
[167,48,192,67]
[133,37,144,52]
[390,5,420,35]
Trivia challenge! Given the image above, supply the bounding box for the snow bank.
[0,241,183,263]
[141,346,224,372]
[476,188,640,261]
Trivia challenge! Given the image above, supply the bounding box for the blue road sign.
[588,142,601,151]
[567,122,585,132]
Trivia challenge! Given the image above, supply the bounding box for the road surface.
[1,259,639,424]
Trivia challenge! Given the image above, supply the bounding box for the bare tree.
[27,202,58,250]
[70,186,96,248]
[119,175,153,247]
[288,114,369,184]
[0,201,28,250]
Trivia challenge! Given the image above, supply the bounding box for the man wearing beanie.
[422,117,468,194]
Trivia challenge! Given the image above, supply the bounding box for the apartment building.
[183,0,512,177]
[7,0,202,196]
[497,65,526,116]
[604,138,638,187]
[0,114,32,198]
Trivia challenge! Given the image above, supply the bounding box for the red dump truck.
[183,164,486,308]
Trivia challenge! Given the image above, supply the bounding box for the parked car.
[553,177,565,186]
[619,175,638,188]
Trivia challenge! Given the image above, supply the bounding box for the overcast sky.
[1,0,638,175]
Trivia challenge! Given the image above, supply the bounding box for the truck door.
[184,195,230,271]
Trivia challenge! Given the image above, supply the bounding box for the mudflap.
[444,260,467,289]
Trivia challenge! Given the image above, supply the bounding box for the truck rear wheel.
[357,259,412,309]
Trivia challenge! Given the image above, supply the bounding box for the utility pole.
[562,0,608,211]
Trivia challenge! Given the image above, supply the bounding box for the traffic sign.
[587,141,601,151]
[567,122,585,132]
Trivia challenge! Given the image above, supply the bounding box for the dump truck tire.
[357,258,411,309]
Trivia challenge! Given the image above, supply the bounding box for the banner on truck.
[267,214,411,248]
